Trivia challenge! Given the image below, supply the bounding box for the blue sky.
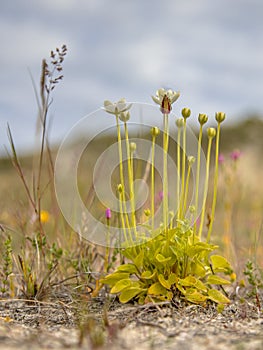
[0,0,263,156]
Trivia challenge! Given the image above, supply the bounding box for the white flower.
[119,111,130,122]
[103,98,132,115]
[152,88,180,114]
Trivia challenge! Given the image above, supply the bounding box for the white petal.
[171,92,180,104]
[152,95,161,105]
[104,100,113,107]
[157,88,166,98]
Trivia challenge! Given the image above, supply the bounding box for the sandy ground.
[0,292,262,350]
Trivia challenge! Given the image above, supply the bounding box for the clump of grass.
[101,90,234,308]
[1,45,102,300]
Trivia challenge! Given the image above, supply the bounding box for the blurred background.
[0,0,263,155]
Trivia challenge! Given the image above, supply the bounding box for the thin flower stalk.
[183,156,195,217]
[117,185,128,242]
[176,118,183,221]
[194,127,203,234]
[194,114,208,235]
[180,108,191,220]
[181,118,187,217]
[162,112,169,231]
[115,115,131,234]
[104,208,111,273]
[207,112,226,242]
[198,128,216,239]
[123,120,136,230]
[150,127,159,230]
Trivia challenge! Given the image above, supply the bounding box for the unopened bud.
[130,142,137,152]
[181,107,191,119]
[198,113,208,125]
[117,184,123,193]
[105,208,111,220]
[215,112,226,123]
[144,209,151,217]
[189,205,196,214]
[187,156,195,165]
[207,127,216,138]
[176,117,184,128]
[151,126,160,137]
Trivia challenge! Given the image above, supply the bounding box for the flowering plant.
[100,89,235,308]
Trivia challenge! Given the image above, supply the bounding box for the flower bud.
[230,149,241,161]
[187,156,195,165]
[181,107,191,119]
[176,117,184,128]
[117,184,123,193]
[189,205,196,214]
[130,142,137,152]
[105,208,111,220]
[207,127,216,138]
[151,126,160,137]
[144,209,151,217]
[215,112,226,123]
[198,113,208,125]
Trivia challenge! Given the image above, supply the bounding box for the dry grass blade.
[6,124,36,211]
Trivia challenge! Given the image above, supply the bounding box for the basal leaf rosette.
[101,225,234,307]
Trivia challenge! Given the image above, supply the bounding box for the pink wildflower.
[105,208,111,220]
[230,149,241,161]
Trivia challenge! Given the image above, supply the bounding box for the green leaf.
[117,264,138,274]
[179,276,197,287]
[101,272,129,287]
[185,290,207,304]
[178,276,207,292]
[195,279,208,292]
[134,250,144,269]
[210,255,231,273]
[119,288,143,303]
[148,282,167,296]
[191,260,207,278]
[110,279,131,294]
[208,289,230,304]
[141,270,156,279]
[207,275,231,285]
[187,242,218,257]
[155,253,171,263]
[158,274,171,289]
[168,273,177,285]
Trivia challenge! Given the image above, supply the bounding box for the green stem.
[207,122,221,243]
[177,127,181,221]
[118,188,127,243]
[104,219,110,273]
[198,137,213,239]
[124,122,136,229]
[194,126,203,235]
[151,135,156,231]
[163,113,169,232]
[183,162,192,217]
[116,116,131,237]
[180,118,187,218]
